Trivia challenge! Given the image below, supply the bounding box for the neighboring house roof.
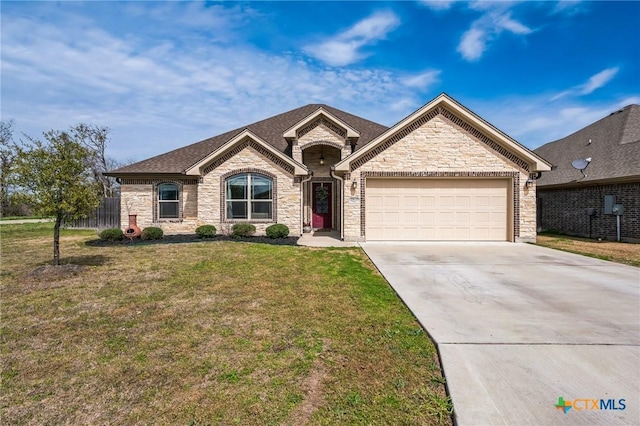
[534,104,640,188]
[107,104,388,176]
[335,93,551,173]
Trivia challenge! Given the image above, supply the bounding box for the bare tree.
[69,124,120,197]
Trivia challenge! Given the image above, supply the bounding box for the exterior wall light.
[319,154,324,165]
[352,179,358,189]
[525,178,534,187]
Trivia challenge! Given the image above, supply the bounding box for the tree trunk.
[53,215,62,266]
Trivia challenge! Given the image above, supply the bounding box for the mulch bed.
[85,234,300,247]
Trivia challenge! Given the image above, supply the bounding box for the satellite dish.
[571,157,592,178]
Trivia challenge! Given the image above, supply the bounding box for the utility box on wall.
[604,195,616,215]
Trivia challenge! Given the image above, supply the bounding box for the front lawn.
[0,223,452,425]
[536,232,640,267]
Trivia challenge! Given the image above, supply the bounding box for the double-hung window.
[158,183,179,219]
[226,173,273,220]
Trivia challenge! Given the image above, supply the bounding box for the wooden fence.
[68,197,120,229]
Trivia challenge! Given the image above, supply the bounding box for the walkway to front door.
[312,182,332,229]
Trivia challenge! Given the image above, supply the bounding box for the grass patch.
[1,224,452,424]
[536,232,640,267]
[0,215,52,221]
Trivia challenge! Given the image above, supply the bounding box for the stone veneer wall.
[302,145,341,178]
[537,181,639,242]
[120,182,198,233]
[119,146,300,235]
[199,145,301,236]
[298,123,345,148]
[293,123,346,162]
[343,114,536,242]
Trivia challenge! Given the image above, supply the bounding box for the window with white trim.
[158,183,179,218]
[226,173,273,220]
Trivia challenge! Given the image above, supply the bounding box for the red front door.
[312,182,332,229]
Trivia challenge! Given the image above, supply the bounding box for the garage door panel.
[421,196,436,206]
[384,212,400,223]
[455,212,471,223]
[439,211,455,223]
[440,196,455,206]
[404,212,419,223]
[369,195,383,207]
[369,212,383,223]
[384,196,399,207]
[475,196,490,206]
[420,212,436,222]
[405,196,419,206]
[366,179,508,241]
[476,212,490,223]
[456,196,471,207]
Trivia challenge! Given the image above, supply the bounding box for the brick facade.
[537,182,640,242]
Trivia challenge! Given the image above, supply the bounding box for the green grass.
[0,224,452,425]
[536,232,640,267]
[0,215,53,221]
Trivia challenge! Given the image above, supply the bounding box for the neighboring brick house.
[534,104,640,242]
[106,93,550,242]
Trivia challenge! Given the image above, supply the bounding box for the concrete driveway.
[360,242,639,425]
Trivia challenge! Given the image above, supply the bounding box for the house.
[106,93,550,242]
[533,104,640,242]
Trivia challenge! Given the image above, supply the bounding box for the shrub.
[196,224,217,238]
[99,228,124,241]
[265,224,289,239]
[231,223,256,238]
[141,227,164,240]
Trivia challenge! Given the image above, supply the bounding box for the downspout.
[300,172,314,235]
[330,166,344,241]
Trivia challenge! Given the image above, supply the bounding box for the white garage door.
[366,179,509,241]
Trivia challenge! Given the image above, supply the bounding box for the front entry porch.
[303,178,340,233]
[297,230,357,247]
[300,143,343,235]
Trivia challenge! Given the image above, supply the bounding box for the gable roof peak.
[282,105,361,139]
[335,93,551,172]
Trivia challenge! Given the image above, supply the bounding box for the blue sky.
[2,1,639,163]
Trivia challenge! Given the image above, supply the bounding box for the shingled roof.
[534,104,640,188]
[107,104,388,176]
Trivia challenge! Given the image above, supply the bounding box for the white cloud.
[401,70,441,89]
[457,5,532,61]
[470,95,637,149]
[458,28,487,61]
[1,9,431,162]
[419,0,456,11]
[495,13,532,35]
[550,67,620,100]
[580,67,619,95]
[303,11,400,66]
[552,0,585,15]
